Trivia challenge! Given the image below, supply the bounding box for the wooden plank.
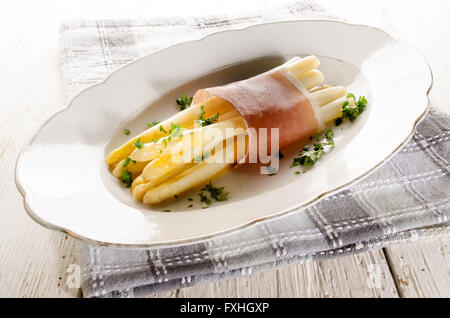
[384,234,450,298]
[178,280,237,298]
[277,250,398,298]
[178,271,278,298]
[175,249,398,298]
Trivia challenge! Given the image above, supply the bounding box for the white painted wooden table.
[0,0,449,298]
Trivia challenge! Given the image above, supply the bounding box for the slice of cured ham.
[193,61,323,163]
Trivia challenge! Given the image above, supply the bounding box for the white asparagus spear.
[112,159,149,179]
[216,108,240,122]
[311,86,347,106]
[296,70,325,90]
[133,161,196,201]
[286,56,320,78]
[142,141,238,204]
[309,85,330,93]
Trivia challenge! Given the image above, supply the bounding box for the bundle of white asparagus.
[106,56,354,204]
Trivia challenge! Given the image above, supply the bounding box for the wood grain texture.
[276,249,398,298]
[150,249,399,298]
[385,235,450,298]
[0,0,448,298]
[178,271,279,298]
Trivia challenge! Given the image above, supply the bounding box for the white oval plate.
[16,20,432,248]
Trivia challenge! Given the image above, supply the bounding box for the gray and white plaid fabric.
[58,2,450,297]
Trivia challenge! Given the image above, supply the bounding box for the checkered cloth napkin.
[58,2,450,297]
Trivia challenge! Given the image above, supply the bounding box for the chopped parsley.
[121,170,132,188]
[188,204,193,208]
[203,181,229,202]
[159,125,167,133]
[195,106,219,127]
[292,129,335,167]
[198,192,211,205]
[162,209,171,212]
[188,198,193,201]
[123,128,130,135]
[122,157,131,168]
[176,94,193,111]
[335,93,368,126]
[168,123,184,140]
[334,117,343,126]
[195,182,230,208]
[161,123,185,148]
[134,138,144,149]
[146,121,160,128]
[194,151,211,163]
[324,128,334,141]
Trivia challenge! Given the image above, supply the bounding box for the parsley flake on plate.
[292,129,335,167]
[198,192,211,205]
[194,151,211,163]
[168,123,185,140]
[176,94,193,111]
[121,170,132,188]
[203,181,229,202]
[146,121,160,128]
[123,128,130,135]
[122,157,131,168]
[159,125,167,133]
[195,106,219,127]
[134,138,144,149]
